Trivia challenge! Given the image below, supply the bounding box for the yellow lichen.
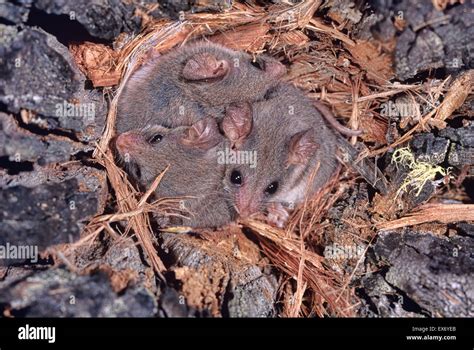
[391,147,451,198]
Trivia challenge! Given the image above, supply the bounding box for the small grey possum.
[114,117,236,228]
[221,82,339,226]
[115,41,286,134]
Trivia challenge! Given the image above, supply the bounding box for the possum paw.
[266,203,290,228]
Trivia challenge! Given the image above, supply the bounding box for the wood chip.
[377,204,474,230]
[435,69,474,123]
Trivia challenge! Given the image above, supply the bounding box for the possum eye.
[265,181,279,195]
[250,58,265,70]
[230,170,243,186]
[263,86,278,100]
[148,134,163,144]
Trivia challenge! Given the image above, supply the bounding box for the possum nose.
[236,187,260,218]
[238,202,259,218]
[115,133,142,155]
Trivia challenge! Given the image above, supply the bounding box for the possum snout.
[114,132,147,158]
[235,184,261,218]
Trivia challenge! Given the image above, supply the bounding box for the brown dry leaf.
[435,69,474,123]
[70,42,121,87]
[360,113,388,144]
[210,22,271,52]
[286,49,352,93]
[269,30,310,51]
[345,40,395,84]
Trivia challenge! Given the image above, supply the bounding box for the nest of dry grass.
[63,0,474,317]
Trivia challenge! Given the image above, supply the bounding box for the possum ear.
[262,57,287,78]
[222,103,253,149]
[287,129,318,165]
[180,117,221,150]
[182,53,229,81]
